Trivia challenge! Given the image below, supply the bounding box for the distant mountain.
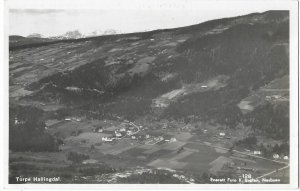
[103,29,118,35]
[50,30,84,40]
[85,30,104,37]
[49,29,122,39]
[12,29,123,41]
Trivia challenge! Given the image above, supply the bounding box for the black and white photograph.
[2,0,299,189]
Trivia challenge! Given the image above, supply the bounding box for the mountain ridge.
[10,10,289,139]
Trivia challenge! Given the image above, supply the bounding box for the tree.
[67,152,89,163]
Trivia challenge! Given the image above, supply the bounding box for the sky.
[8,1,274,37]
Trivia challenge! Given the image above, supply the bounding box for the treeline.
[243,103,289,140]
[234,135,289,156]
[162,88,245,128]
[9,105,60,152]
[67,152,89,163]
[235,136,258,149]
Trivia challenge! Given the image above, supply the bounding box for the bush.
[67,152,89,163]
[235,136,257,149]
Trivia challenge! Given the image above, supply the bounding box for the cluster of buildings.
[244,149,289,160]
[99,122,140,142]
[65,117,81,122]
[97,122,177,145]
[265,94,287,101]
[145,135,177,145]
[273,154,289,160]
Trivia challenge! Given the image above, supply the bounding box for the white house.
[115,132,122,137]
[253,151,261,155]
[14,117,24,125]
[170,137,177,142]
[127,130,133,136]
[154,136,164,141]
[119,128,126,132]
[131,135,136,139]
[219,132,226,136]
[97,128,103,133]
[272,95,281,99]
[162,124,168,129]
[102,137,113,142]
[65,86,82,92]
[273,154,280,159]
[265,96,271,100]
[283,156,289,160]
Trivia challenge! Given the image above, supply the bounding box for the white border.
[2,0,299,190]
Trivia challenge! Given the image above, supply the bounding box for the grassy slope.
[10,10,289,138]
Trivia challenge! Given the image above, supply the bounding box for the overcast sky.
[9,8,271,37]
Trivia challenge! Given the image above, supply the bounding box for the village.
[38,112,290,182]
[55,115,179,146]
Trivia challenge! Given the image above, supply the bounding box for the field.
[42,116,287,179]
[152,75,229,108]
[238,75,289,114]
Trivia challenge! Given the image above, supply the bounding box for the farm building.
[65,86,83,93]
[102,137,113,142]
[273,154,280,159]
[170,137,177,142]
[154,136,164,141]
[119,127,126,132]
[14,117,24,125]
[94,126,103,133]
[219,132,226,136]
[115,132,122,137]
[131,135,136,140]
[82,159,98,164]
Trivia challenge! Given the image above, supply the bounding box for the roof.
[82,159,98,164]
